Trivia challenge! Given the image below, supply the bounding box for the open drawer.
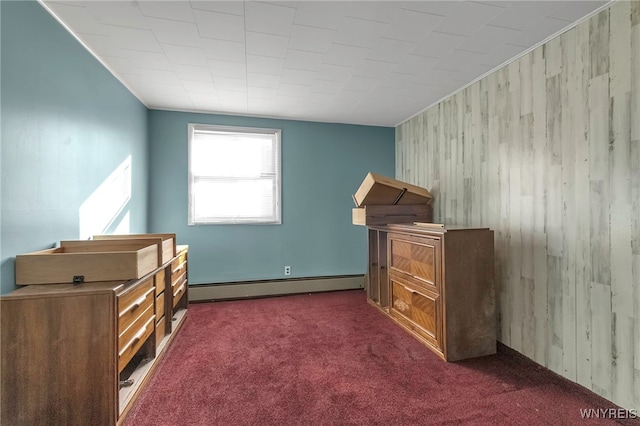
[16,240,159,285]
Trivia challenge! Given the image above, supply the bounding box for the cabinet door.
[366,230,389,309]
[390,275,443,355]
[367,229,379,304]
[388,233,441,293]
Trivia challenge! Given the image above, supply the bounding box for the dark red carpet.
[124,290,638,425]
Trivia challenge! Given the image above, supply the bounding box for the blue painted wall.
[0,1,149,294]
[148,111,395,285]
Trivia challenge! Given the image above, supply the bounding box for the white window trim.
[187,123,282,225]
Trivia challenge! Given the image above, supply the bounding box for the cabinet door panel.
[391,280,412,317]
[411,290,437,339]
[367,229,379,303]
[388,234,441,292]
[390,275,443,354]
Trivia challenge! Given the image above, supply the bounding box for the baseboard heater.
[189,275,365,302]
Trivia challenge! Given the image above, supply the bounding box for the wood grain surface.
[396,2,639,411]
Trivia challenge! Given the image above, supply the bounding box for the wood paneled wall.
[396,1,639,411]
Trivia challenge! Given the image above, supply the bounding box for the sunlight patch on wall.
[79,155,131,239]
[112,211,130,235]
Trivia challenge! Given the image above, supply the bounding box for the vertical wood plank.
[630,1,640,411]
[547,166,563,375]
[508,60,523,352]
[560,29,577,381]
[591,281,613,400]
[590,8,610,79]
[546,47,564,373]
[546,71,563,257]
[609,0,634,409]
[531,45,549,367]
[573,18,593,389]
[455,93,465,226]
[589,71,612,399]
[589,74,610,286]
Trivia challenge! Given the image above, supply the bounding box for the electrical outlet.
[284,266,291,276]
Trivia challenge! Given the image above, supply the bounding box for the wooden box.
[352,173,433,226]
[93,233,176,265]
[353,172,433,206]
[15,240,159,285]
[352,205,433,226]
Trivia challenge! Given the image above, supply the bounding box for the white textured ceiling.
[42,1,610,127]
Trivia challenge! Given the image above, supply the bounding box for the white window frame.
[187,123,282,225]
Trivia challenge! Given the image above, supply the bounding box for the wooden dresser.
[0,246,189,425]
[366,224,496,361]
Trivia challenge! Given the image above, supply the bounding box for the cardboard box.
[353,172,433,207]
[15,240,159,285]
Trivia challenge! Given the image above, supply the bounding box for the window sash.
[188,124,281,225]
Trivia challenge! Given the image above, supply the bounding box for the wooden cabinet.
[366,224,496,361]
[0,246,189,425]
[366,228,388,307]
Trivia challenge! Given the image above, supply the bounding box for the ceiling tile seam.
[483,23,525,32]
[429,29,472,38]
[36,0,150,109]
[90,21,152,32]
[397,8,448,18]
[139,15,196,25]
[375,35,424,44]
[543,16,576,24]
[336,14,394,25]
[254,1,297,11]
[469,1,509,9]
[454,48,493,55]
[393,0,617,127]
[288,20,342,32]
[155,40,209,50]
[190,5,244,17]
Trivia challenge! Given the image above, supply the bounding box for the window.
[188,124,281,225]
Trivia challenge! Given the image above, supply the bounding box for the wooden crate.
[353,173,433,207]
[15,241,159,285]
[352,205,433,226]
[93,233,176,265]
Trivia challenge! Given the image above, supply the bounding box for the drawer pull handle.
[131,328,146,344]
[173,263,185,274]
[130,295,147,312]
[174,283,185,297]
[118,329,147,357]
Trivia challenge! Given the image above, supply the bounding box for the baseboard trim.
[189,275,365,302]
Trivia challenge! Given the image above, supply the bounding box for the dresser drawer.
[156,292,165,322]
[172,250,187,270]
[118,278,154,336]
[390,278,442,353]
[171,260,187,285]
[172,277,187,308]
[118,305,154,372]
[154,268,166,296]
[155,316,166,349]
[388,234,440,293]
